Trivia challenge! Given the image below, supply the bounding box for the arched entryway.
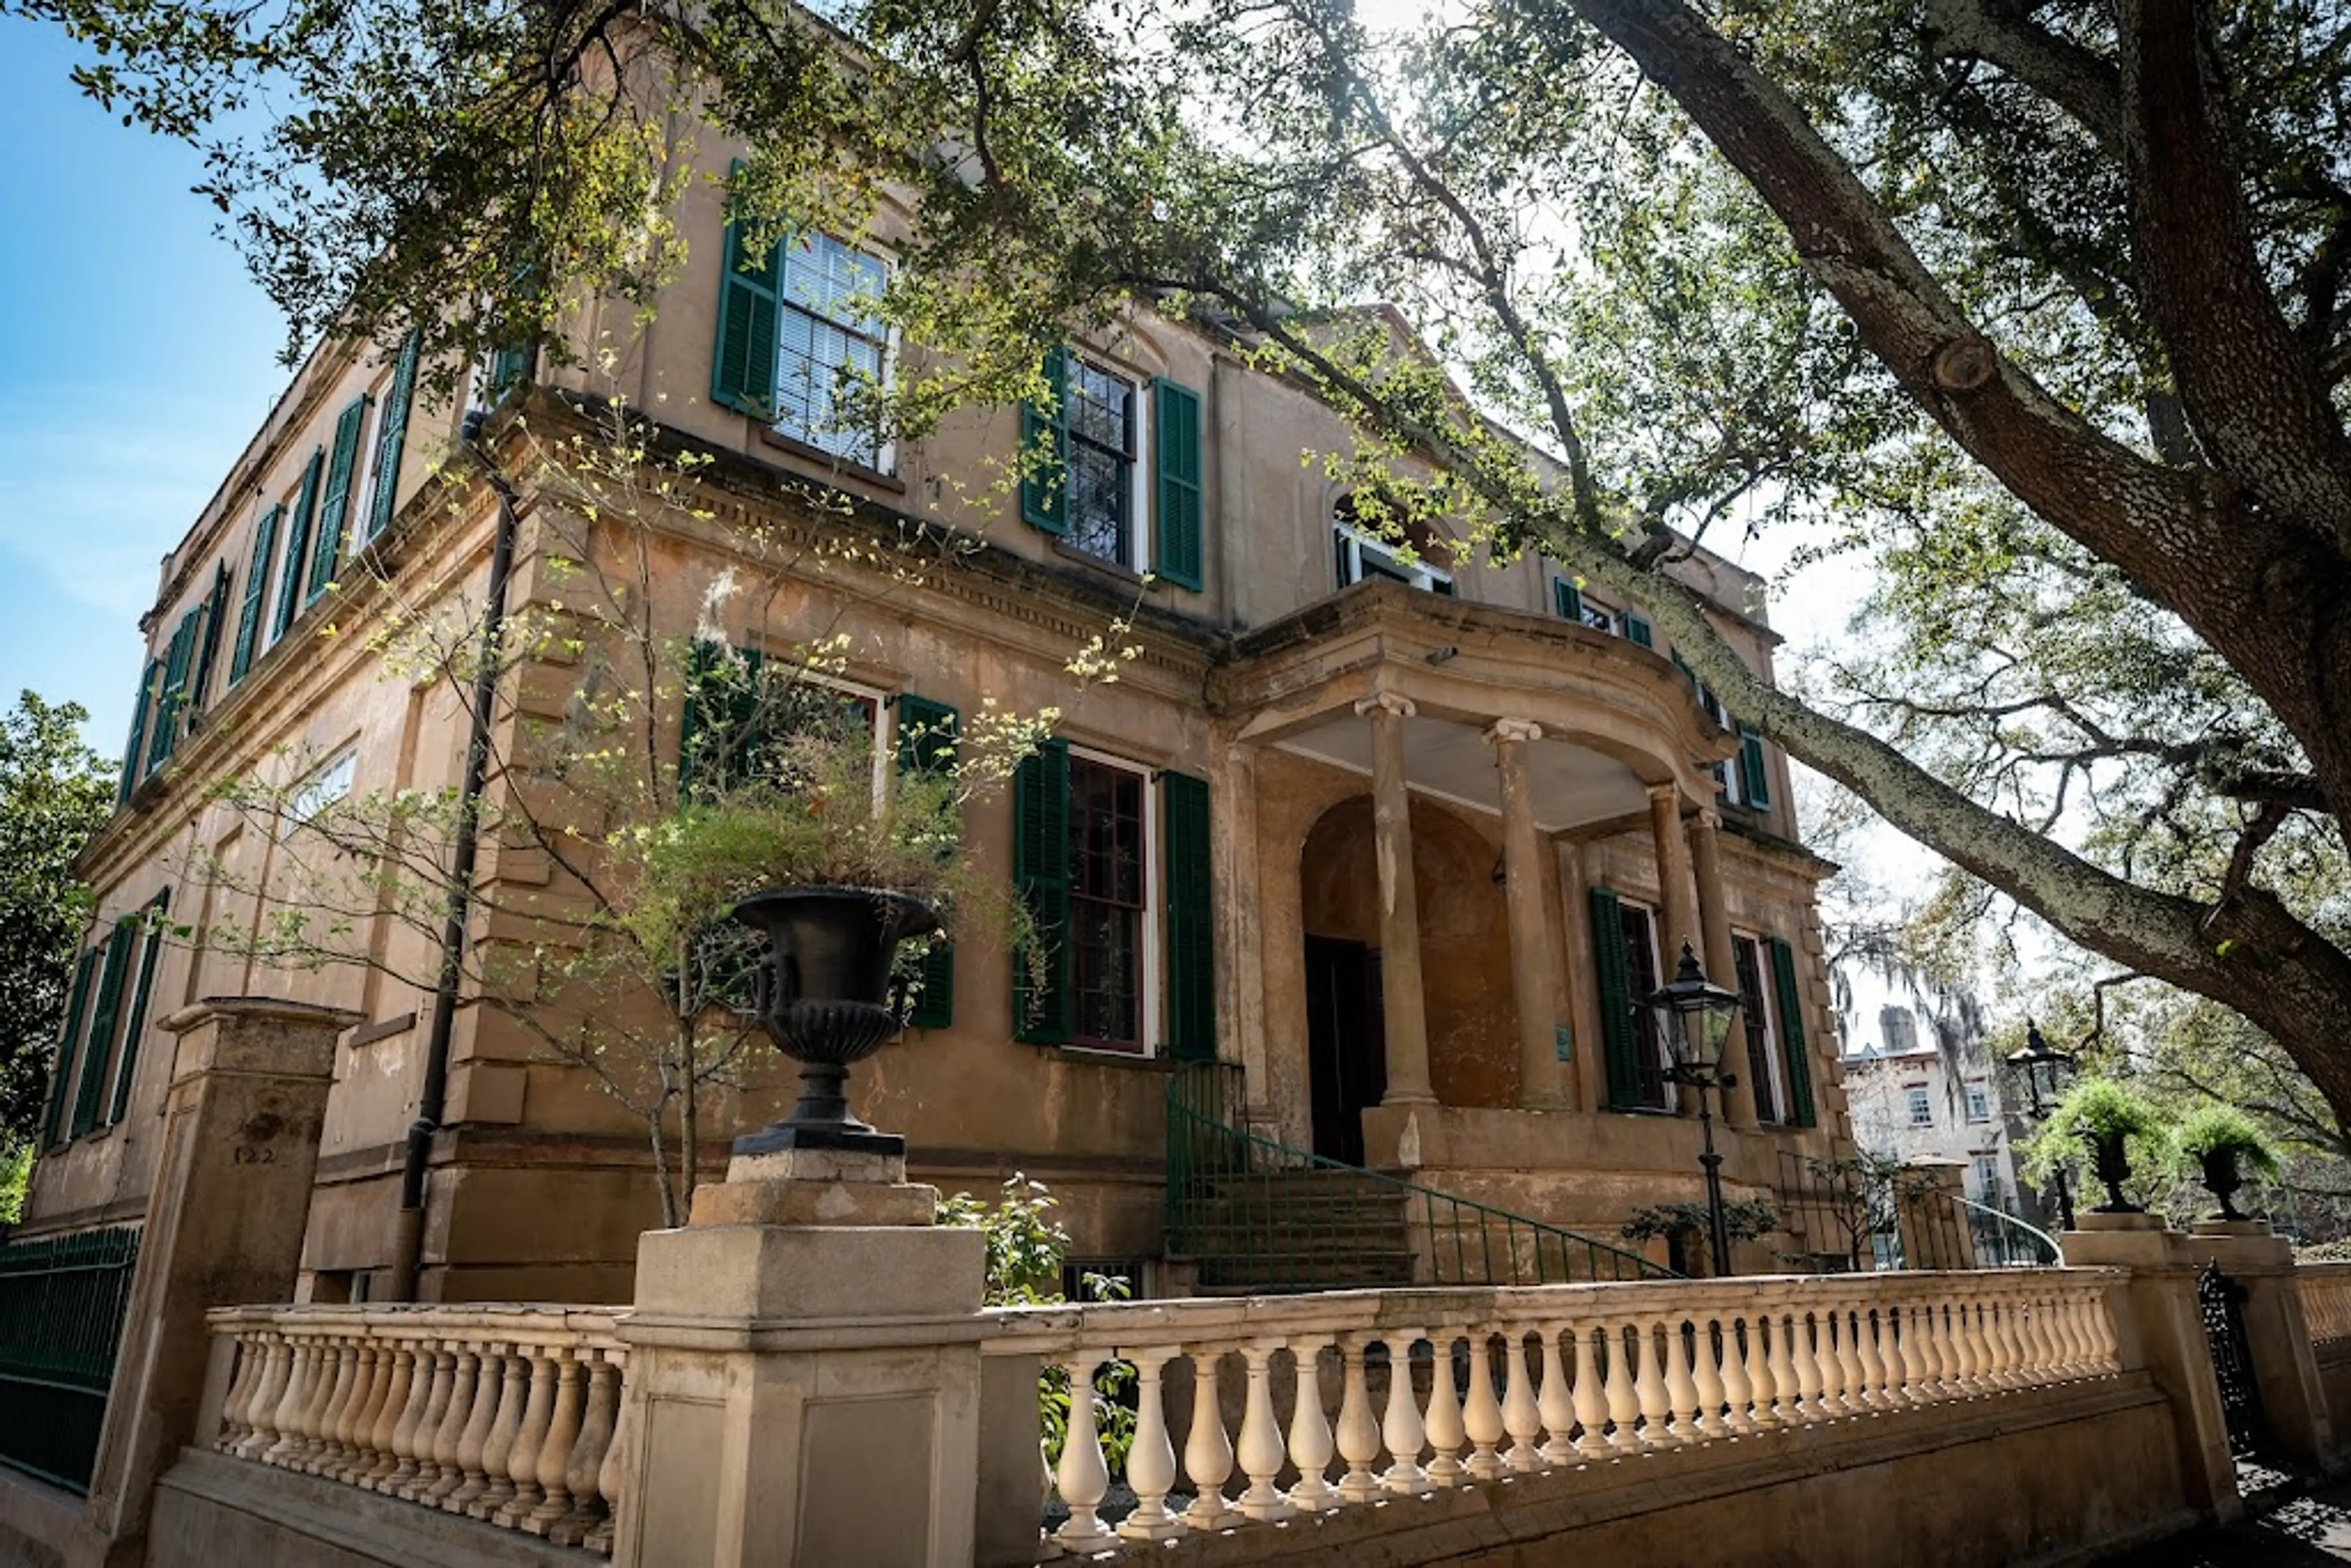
[1299,795,1517,1163]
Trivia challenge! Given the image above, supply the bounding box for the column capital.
[1646,781,1681,809]
[1482,717,1544,747]
[1692,806,1723,831]
[1354,691,1417,721]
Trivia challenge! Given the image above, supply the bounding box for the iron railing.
[0,1225,140,1493]
[1166,1062,1673,1291]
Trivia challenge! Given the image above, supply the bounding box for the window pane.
[1067,756,1146,1051]
[1733,937,1781,1123]
[773,237,887,468]
[1618,904,1668,1111]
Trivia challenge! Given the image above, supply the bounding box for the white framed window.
[1062,358,1147,571]
[1973,1155,2002,1201]
[285,747,358,835]
[1965,1084,1992,1123]
[775,235,892,471]
[1731,932,1788,1124]
[1578,600,1619,635]
[1063,746,1160,1056]
[1906,1087,1934,1128]
[1335,520,1455,595]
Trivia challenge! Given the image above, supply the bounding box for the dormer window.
[1333,498,1454,596]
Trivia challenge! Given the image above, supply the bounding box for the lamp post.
[2006,1020,2079,1231]
[1648,941,1744,1277]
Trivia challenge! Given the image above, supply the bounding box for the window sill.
[1030,1043,1182,1073]
[756,426,906,493]
[1049,539,1149,587]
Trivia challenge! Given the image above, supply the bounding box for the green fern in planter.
[2022,1077,2169,1210]
[2168,1103,2281,1220]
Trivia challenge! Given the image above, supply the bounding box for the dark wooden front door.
[1306,935,1386,1165]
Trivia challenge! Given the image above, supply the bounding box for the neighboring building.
[18,157,1854,1300]
[1843,1003,2023,1216]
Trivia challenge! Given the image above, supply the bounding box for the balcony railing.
[203,1304,628,1555]
[986,1267,2122,1555]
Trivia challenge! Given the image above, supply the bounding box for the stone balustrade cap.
[162,996,368,1034]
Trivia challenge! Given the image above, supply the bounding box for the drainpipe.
[386,413,522,1301]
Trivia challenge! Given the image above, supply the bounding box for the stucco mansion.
[19,156,1854,1304]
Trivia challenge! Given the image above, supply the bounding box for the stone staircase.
[1180,1166,1419,1293]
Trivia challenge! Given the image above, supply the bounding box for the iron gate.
[2198,1260,2267,1458]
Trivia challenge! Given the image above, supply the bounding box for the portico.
[1210,582,1837,1245]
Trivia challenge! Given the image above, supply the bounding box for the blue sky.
[0,21,291,759]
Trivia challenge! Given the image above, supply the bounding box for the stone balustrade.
[202,1304,629,1556]
[2301,1261,2351,1348]
[988,1269,2124,1555]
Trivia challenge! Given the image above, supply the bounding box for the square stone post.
[78,997,358,1563]
[612,1147,988,1568]
[2192,1220,2338,1474]
[2066,1214,2245,1521]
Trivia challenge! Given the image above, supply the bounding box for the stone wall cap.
[162,997,368,1035]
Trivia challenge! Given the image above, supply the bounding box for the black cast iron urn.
[730,885,939,1158]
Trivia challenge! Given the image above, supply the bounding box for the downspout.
[386,413,522,1301]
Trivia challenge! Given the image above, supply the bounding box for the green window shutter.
[146,610,200,774]
[895,694,961,1030]
[308,394,372,602]
[1768,936,1817,1128]
[1625,613,1654,648]
[489,344,533,400]
[1151,377,1204,590]
[1589,887,1644,1111]
[117,662,157,806]
[1011,736,1071,1045]
[73,926,133,1138]
[366,332,421,539]
[43,947,97,1148]
[711,168,781,418]
[1554,578,1583,621]
[190,562,230,714]
[229,505,280,687]
[1019,347,1070,536]
[1161,769,1214,1061]
[272,449,324,642]
[108,890,170,1125]
[1739,727,1771,809]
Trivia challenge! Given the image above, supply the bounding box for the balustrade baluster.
[1285,1338,1340,1514]
[470,1347,530,1518]
[1888,1305,1925,1407]
[284,1335,331,1469]
[384,1338,440,1492]
[1829,1305,1868,1415]
[1570,1324,1609,1457]
[1952,1300,1989,1394]
[525,1349,585,1533]
[1234,1340,1294,1520]
[217,1334,260,1449]
[1661,1318,1701,1444]
[584,1356,629,1558]
[1054,1353,1115,1549]
[551,1350,620,1548]
[1379,1330,1431,1493]
[1690,1317,1728,1438]
[300,1338,353,1472]
[361,1337,418,1487]
[449,1344,508,1514]
[1766,1310,1801,1425]
[1913,1302,1949,1401]
[1120,1346,1186,1539]
[398,1343,457,1500]
[262,1335,317,1468]
[1603,1321,1642,1451]
[1460,1330,1505,1479]
[1630,1321,1670,1447]
[1537,1324,1577,1463]
[1182,1348,1242,1529]
[1499,1330,1542,1471]
[1853,1308,1889,1409]
[1335,1337,1384,1502]
[2009,1292,2046,1384]
[1422,1332,1466,1486]
[2052,1294,2090,1376]
[325,1343,380,1479]
[1719,1315,1755,1434]
[1988,1296,2025,1388]
[495,1346,560,1527]
[1789,1311,1828,1424]
[426,1346,482,1503]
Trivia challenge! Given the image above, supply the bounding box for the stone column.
[1213,740,1276,1131]
[1685,809,1757,1127]
[1356,692,1434,1106]
[80,998,359,1556]
[1558,842,1601,1114]
[1486,719,1566,1111]
[615,1147,988,1568]
[1646,786,1701,1116]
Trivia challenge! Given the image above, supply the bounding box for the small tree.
[0,692,115,1153]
